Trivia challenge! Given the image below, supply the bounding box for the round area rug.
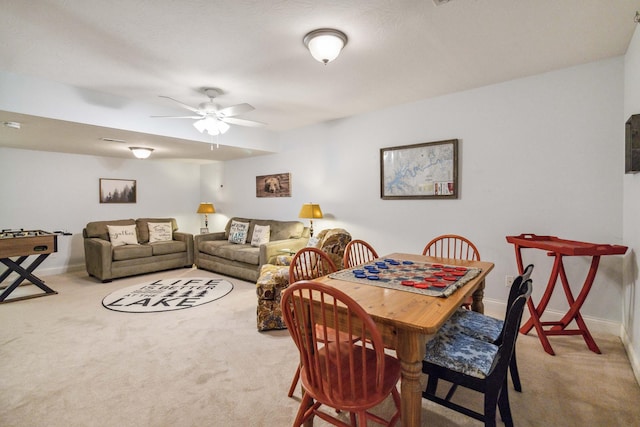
[102,277,233,313]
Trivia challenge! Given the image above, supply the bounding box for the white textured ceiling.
[0,0,638,161]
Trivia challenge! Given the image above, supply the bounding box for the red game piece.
[452,271,465,276]
[432,264,444,268]
[401,280,415,286]
[414,282,429,289]
[443,276,457,281]
[455,267,468,271]
[424,277,437,282]
[443,268,455,272]
[433,272,445,277]
[431,282,447,288]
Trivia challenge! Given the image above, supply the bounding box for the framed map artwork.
[380,139,458,199]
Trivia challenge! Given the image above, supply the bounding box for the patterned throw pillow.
[228,220,249,244]
[106,225,138,247]
[251,224,270,247]
[148,222,172,243]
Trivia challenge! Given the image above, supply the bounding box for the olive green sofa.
[194,217,309,282]
[83,218,194,282]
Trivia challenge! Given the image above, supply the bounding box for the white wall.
[203,57,626,330]
[0,147,201,274]
[623,24,640,383]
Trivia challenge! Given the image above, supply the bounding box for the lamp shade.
[129,147,153,159]
[298,203,323,219]
[303,28,348,64]
[197,202,216,214]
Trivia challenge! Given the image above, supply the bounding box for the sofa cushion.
[251,224,270,247]
[112,244,153,261]
[148,222,173,243]
[229,220,250,244]
[85,219,136,241]
[150,240,187,256]
[107,225,139,247]
[199,241,260,265]
[269,220,304,240]
[225,217,253,239]
[136,218,178,243]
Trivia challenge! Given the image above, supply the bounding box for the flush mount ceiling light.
[303,28,348,64]
[193,116,231,136]
[129,147,154,159]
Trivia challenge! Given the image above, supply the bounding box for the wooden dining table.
[314,252,495,427]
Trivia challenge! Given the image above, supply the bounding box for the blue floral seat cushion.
[440,307,504,343]
[424,332,498,379]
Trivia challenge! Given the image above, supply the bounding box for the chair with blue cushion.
[422,278,532,427]
[440,264,534,392]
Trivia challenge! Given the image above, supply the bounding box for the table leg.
[548,255,602,353]
[396,329,429,427]
[0,255,57,302]
[471,279,485,313]
[516,249,560,355]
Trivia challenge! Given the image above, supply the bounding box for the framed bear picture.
[256,173,291,198]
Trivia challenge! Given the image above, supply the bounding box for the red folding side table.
[506,234,627,355]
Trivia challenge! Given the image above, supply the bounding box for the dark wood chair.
[281,280,401,427]
[441,264,534,392]
[421,279,532,427]
[343,239,379,268]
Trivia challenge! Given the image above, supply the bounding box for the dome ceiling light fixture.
[303,28,348,65]
[129,147,154,159]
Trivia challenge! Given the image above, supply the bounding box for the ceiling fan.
[152,88,266,135]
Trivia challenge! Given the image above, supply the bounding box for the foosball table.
[0,229,58,303]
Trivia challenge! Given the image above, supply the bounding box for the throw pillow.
[251,224,271,247]
[228,220,249,244]
[106,225,138,247]
[148,222,172,243]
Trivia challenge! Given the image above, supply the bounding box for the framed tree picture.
[380,139,458,199]
[99,178,137,203]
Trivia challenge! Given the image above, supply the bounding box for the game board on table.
[328,257,482,297]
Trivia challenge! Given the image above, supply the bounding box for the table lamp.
[197,202,216,232]
[298,203,323,237]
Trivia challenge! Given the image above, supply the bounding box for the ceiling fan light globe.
[193,119,207,133]
[218,121,230,134]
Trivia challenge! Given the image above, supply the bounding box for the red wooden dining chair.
[287,247,339,397]
[422,234,480,261]
[423,234,481,310]
[281,280,401,427]
[343,239,379,268]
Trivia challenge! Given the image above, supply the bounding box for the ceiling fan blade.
[158,95,201,113]
[217,103,255,118]
[150,115,203,119]
[221,117,266,127]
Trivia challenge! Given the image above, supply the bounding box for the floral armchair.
[256,228,351,331]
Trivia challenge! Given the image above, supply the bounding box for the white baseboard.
[483,298,621,335]
[621,327,640,388]
[1,263,85,283]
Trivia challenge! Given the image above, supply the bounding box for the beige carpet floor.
[1,268,639,427]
